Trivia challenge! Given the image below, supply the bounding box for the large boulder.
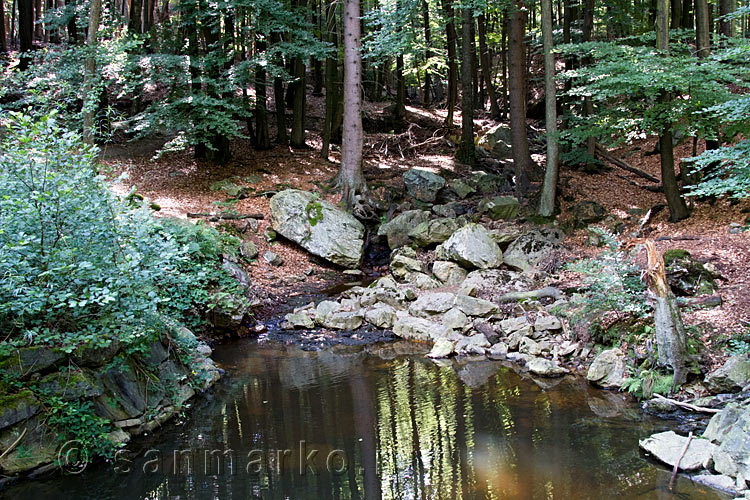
[435,224,503,270]
[586,348,627,389]
[409,218,459,247]
[393,316,450,342]
[408,292,456,317]
[705,355,750,393]
[639,431,717,471]
[704,404,750,479]
[478,123,512,159]
[504,228,563,272]
[403,168,446,203]
[478,196,519,220]
[378,210,431,249]
[269,189,365,268]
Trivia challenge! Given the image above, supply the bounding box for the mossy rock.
[0,416,58,475]
[34,369,103,401]
[0,346,64,379]
[663,248,719,296]
[0,391,40,431]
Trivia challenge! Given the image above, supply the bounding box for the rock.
[449,179,475,199]
[409,292,456,317]
[639,431,717,471]
[504,228,563,272]
[432,261,468,285]
[0,391,40,430]
[520,337,552,356]
[96,361,150,419]
[405,272,442,290]
[586,348,627,389]
[409,218,459,247]
[455,335,491,355]
[403,168,446,203]
[105,428,131,447]
[196,342,212,357]
[468,171,508,194]
[71,339,122,367]
[315,300,342,323]
[435,223,503,270]
[704,403,745,443]
[478,196,519,220]
[714,449,740,477]
[323,311,363,330]
[706,356,750,393]
[269,189,365,268]
[664,249,719,296]
[442,308,470,331]
[712,405,750,479]
[571,200,606,227]
[692,473,741,495]
[390,250,424,280]
[478,123,512,159]
[207,293,251,331]
[475,321,499,343]
[500,316,531,334]
[527,357,567,377]
[240,240,259,260]
[453,294,499,317]
[222,258,252,286]
[0,417,58,474]
[488,342,509,359]
[393,316,450,342]
[209,178,249,198]
[378,210,431,249]
[283,312,315,329]
[263,250,284,266]
[534,315,562,331]
[365,304,398,328]
[0,346,63,378]
[426,339,455,359]
[36,370,103,401]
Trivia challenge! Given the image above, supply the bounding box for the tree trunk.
[290,55,307,147]
[394,54,406,126]
[321,0,338,158]
[0,0,6,52]
[539,0,558,217]
[82,0,102,144]
[18,0,33,70]
[337,0,366,208]
[470,18,479,109]
[478,13,501,119]
[66,0,78,42]
[34,0,42,40]
[719,0,734,41]
[441,0,457,127]
[645,241,689,388]
[130,0,142,33]
[457,6,475,167]
[254,39,271,151]
[671,0,683,28]
[422,0,432,106]
[695,0,710,58]
[508,0,533,193]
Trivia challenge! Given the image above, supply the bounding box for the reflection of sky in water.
[4,340,730,500]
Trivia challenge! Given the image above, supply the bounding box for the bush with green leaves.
[0,112,245,351]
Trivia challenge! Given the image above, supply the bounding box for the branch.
[653,393,721,414]
[595,144,661,183]
[669,431,693,490]
[496,287,563,303]
[0,427,27,460]
[187,212,264,220]
[616,174,663,192]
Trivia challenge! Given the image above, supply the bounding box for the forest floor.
[101,93,750,366]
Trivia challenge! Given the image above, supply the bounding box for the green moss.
[663,248,691,266]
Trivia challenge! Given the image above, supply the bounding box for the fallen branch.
[595,144,661,183]
[187,212,264,220]
[654,393,721,414]
[496,287,563,303]
[669,431,693,491]
[654,236,701,241]
[636,205,665,236]
[616,174,663,192]
[676,295,722,309]
[0,427,27,460]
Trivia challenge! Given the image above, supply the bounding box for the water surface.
[3,339,729,500]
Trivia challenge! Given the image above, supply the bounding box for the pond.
[2,338,729,500]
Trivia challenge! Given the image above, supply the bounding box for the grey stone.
[409,218,459,247]
[455,335,491,355]
[405,272,442,290]
[393,316,450,342]
[36,370,103,401]
[692,473,741,495]
[432,261,468,285]
[714,405,750,479]
[283,312,315,329]
[488,342,509,359]
[704,403,745,443]
[453,294,499,317]
[705,355,750,394]
[409,292,456,317]
[534,315,562,331]
[263,250,284,266]
[435,223,503,270]
[478,123,512,159]
[478,196,519,220]
[572,200,606,227]
[468,171,508,194]
[390,253,423,281]
[426,339,455,359]
[365,304,398,329]
[403,168,446,203]
[322,311,363,330]
[240,240,259,260]
[222,258,252,286]
[500,316,531,334]
[587,348,627,389]
[449,179,475,199]
[270,189,365,268]
[639,431,717,471]
[504,228,563,272]
[442,308,470,331]
[207,293,251,331]
[0,391,40,430]
[527,357,567,377]
[0,347,63,378]
[520,337,551,356]
[378,210,431,249]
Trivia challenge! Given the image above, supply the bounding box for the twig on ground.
[0,427,27,460]
[654,393,721,414]
[187,212,264,220]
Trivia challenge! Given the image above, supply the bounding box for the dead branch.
[0,427,27,460]
[187,212,264,220]
[676,295,722,309]
[669,431,693,490]
[595,144,661,183]
[635,204,665,237]
[654,236,701,241]
[653,393,721,414]
[496,287,563,303]
[616,174,663,192]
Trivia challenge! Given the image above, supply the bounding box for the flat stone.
[449,179,475,199]
[454,335,490,355]
[283,312,315,329]
[478,196,519,220]
[426,339,455,359]
[500,316,531,334]
[432,261,468,285]
[534,315,562,331]
[409,218,459,247]
[453,294,499,317]
[442,308,470,331]
[527,357,567,377]
[409,292,456,317]
[0,347,63,378]
[639,431,717,471]
[0,391,40,430]
[403,168,446,203]
[393,316,450,343]
[365,304,398,329]
[378,210,431,249]
[504,228,563,272]
[705,355,750,394]
[692,473,741,495]
[264,250,284,266]
[488,342,509,359]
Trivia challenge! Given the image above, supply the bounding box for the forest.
[1,0,750,497]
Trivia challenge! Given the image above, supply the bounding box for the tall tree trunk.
[470,18,479,109]
[671,0,683,28]
[82,0,102,144]
[508,0,533,193]
[291,53,307,146]
[539,0,558,217]
[421,0,432,106]
[337,0,366,207]
[255,39,271,151]
[130,0,143,33]
[18,0,33,70]
[0,0,7,52]
[441,0,457,126]
[66,0,78,42]
[457,6,475,166]
[274,76,288,144]
[719,0,734,41]
[321,0,338,158]
[695,0,710,57]
[34,0,42,40]
[478,12,501,119]
[501,11,508,118]
[394,54,406,125]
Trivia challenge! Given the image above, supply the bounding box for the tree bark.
[539,0,558,217]
[457,6,475,166]
[478,12,501,119]
[508,0,533,193]
[394,53,406,126]
[254,38,271,151]
[18,0,33,70]
[0,0,6,52]
[129,0,143,33]
[338,0,367,208]
[290,55,307,147]
[421,0,432,106]
[82,0,102,144]
[671,0,683,29]
[441,0,457,127]
[719,0,734,41]
[695,0,710,58]
[321,0,339,158]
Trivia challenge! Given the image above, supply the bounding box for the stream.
[2,336,730,499]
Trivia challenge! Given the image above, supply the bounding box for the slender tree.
[0,0,7,53]
[18,0,33,70]
[441,0,458,126]
[477,12,501,119]
[82,0,102,144]
[508,0,534,193]
[539,0,558,216]
[457,5,475,166]
[422,0,432,105]
[336,0,366,207]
